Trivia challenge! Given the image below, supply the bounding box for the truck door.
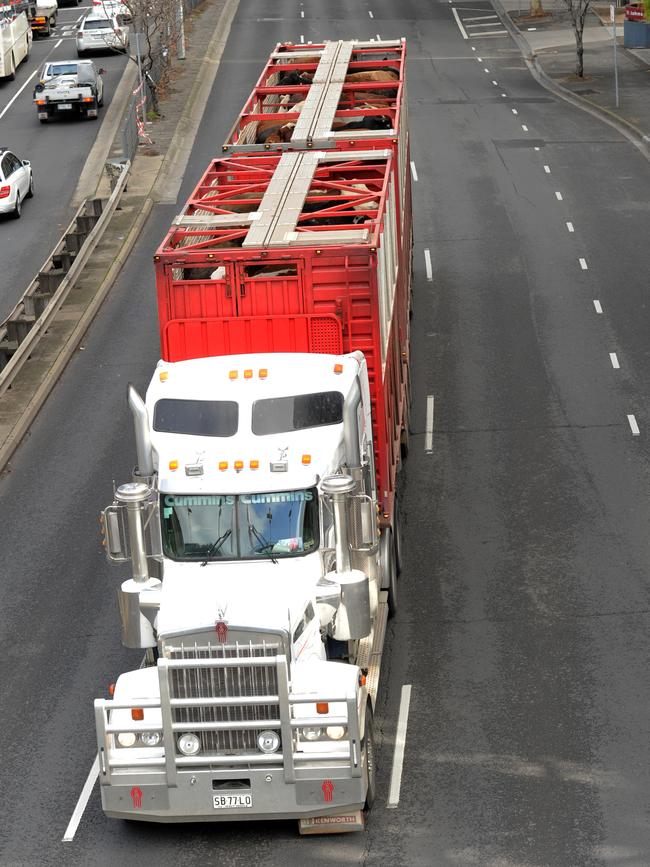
[234,260,305,317]
[165,261,239,321]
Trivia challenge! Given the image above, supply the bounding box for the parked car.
[0,148,33,220]
[76,13,129,55]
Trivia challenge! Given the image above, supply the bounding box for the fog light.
[117,732,136,747]
[177,732,200,756]
[326,726,346,740]
[257,730,281,753]
[301,727,322,742]
[140,731,162,747]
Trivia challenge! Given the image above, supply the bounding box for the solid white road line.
[579,257,588,270]
[0,69,38,121]
[62,756,99,842]
[544,165,550,173]
[54,38,63,47]
[410,161,418,182]
[593,299,603,313]
[555,191,563,201]
[425,396,434,453]
[628,414,640,436]
[610,353,620,369]
[424,249,433,281]
[567,221,574,232]
[387,684,413,808]
[452,7,469,39]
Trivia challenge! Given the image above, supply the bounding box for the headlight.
[326,726,346,740]
[140,731,161,747]
[177,732,200,756]
[257,730,281,753]
[117,732,137,747]
[301,727,322,742]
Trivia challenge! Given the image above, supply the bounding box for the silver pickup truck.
[33,59,105,122]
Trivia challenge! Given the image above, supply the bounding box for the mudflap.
[299,810,365,835]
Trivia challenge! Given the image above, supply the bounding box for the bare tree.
[559,0,593,77]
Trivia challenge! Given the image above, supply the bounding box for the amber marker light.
[250,460,259,470]
[316,702,329,715]
[159,371,168,382]
[169,460,178,471]
[234,460,244,472]
[302,455,311,465]
[333,363,343,374]
[229,370,238,380]
[259,369,268,379]
[219,461,228,471]
[244,369,253,379]
[108,683,116,697]
[131,708,144,721]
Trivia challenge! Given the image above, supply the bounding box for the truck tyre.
[393,500,404,577]
[380,527,398,617]
[39,117,48,124]
[8,54,16,81]
[362,706,376,811]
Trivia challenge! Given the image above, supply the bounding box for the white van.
[0,4,32,79]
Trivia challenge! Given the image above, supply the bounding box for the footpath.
[495,0,650,149]
[0,0,648,471]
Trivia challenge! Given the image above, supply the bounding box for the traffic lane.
[0,43,129,320]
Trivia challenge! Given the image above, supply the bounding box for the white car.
[0,148,33,219]
[76,14,129,55]
[91,0,131,20]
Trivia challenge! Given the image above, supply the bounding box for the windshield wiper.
[249,524,278,565]
[200,529,232,566]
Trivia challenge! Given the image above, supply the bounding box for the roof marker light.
[259,369,268,379]
[333,364,343,375]
[302,455,311,465]
[244,369,253,379]
[169,460,178,471]
[159,371,168,382]
[250,460,259,470]
[219,461,228,471]
[229,370,238,380]
[234,460,244,472]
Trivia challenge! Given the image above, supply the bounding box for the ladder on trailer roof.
[242,149,389,248]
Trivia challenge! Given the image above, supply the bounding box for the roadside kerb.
[491,0,650,161]
[0,0,238,474]
[0,161,130,397]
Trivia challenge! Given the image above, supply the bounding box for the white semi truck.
[96,352,396,831]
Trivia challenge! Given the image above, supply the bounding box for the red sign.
[321,780,335,802]
[130,786,143,809]
[215,620,228,643]
[625,5,646,20]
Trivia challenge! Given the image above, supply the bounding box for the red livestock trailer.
[153,147,412,525]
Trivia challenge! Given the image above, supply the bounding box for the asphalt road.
[2,0,650,864]
[0,4,129,320]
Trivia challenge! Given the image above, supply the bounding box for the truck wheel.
[393,500,404,577]
[380,527,398,617]
[8,54,16,81]
[362,706,376,811]
[39,117,48,124]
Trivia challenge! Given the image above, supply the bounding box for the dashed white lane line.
[492,80,498,85]
[300,8,304,16]
[472,46,476,50]
[501,93,507,97]
[579,257,588,270]
[387,685,413,807]
[484,67,490,73]
[54,37,63,47]
[610,352,620,369]
[544,165,550,173]
[593,299,603,314]
[477,56,482,61]
[512,108,518,115]
[300,34,304,42]
[567,221,574,232]
[555,191,563,201]
[62,756,99,842]
[424,249,433,281]
[410,161,418,182]
[534,146,540,151]
[628,414,640,436]
[0,68,39,121]
[522,124,528,131]
[452,8,469,39]
[527,26,537,30]
[368,9,374,16]
[376,33,381,39]
[425,396,434,454]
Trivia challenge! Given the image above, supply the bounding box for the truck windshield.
[161,490,319,561]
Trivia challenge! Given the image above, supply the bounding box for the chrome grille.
[167,641,280,756]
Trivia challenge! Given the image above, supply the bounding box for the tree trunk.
[529,0,545,15]
[576,31,584,77]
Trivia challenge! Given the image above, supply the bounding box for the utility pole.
[610,3,620,108]
[176,0,185,60]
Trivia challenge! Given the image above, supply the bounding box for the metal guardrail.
[0,159,131,395]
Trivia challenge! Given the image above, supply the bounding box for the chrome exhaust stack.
[321,475,370,640]
[127,384,154,478]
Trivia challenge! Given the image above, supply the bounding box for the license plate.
[57,103,72,110]
[212,792,253,809]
